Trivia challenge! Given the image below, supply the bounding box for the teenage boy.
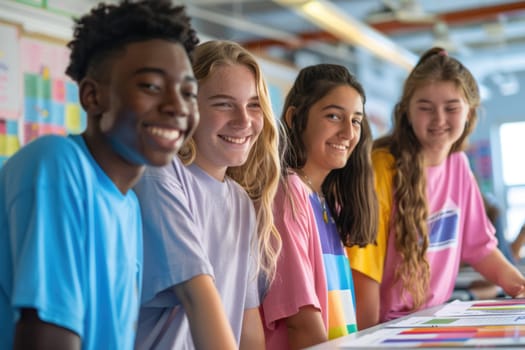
[0,1,199,349]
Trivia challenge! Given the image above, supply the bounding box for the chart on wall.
[466,139,493,193]
[21,37,86,144]
[0,120,19,166]
[0,25,86,167]
[0,22,21,165]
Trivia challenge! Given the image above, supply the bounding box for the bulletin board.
[466,139,494,193]
[0,20,85,167]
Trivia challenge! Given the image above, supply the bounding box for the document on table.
[434,299,525,317]
[339,326,525,348]
[339,299,525,348]
[387,315,525,327]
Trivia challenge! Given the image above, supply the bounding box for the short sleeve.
[135,160,213,306]
[347,149,393,283]
[6,137,89,336]
[261,176,324,329]
[244,237,261,309]
[456,154,498,265]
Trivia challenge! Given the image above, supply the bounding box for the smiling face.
[301,84,364,179]
[192,63,263,180]
[407,80,470,165]
[90,39,199,168]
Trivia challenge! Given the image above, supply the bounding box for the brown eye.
[182,90,197,100]
[139,83,161,93]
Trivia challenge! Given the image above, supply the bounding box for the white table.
[305,301,525,349]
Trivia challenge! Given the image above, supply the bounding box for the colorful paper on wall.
[20,38,69,79]
[20,38,86,139]
[0,121,5,161]
[0,119,20,163]
[466,140,493,193]
[24,122,66,144]
[0,23,22,120]
[0,36,87,167]
[65,104,83,133]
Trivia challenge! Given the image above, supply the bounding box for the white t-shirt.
[134,157,259,349]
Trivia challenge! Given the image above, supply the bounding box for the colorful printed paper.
[339,299,525,348]
[390,315,525,328]
[435,299,525,317]
[341,325,525,348]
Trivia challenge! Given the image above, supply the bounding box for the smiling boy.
[0,1,199,349]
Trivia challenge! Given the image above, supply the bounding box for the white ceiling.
[182,0,525,76]
[2,0,524,78]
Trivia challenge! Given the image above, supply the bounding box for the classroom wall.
[0,20,86,166]
[469,69,525,236]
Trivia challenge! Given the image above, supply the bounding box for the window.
[500,122,525,240]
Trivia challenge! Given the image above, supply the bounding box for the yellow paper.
[6,135,20,156]
[0,134,6,156]
[65,104,82,132]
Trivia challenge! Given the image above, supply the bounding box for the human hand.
[513,285,525,298]
[499,271,525,298]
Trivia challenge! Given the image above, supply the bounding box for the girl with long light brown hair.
[347,47,525,329]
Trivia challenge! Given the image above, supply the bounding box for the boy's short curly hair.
[65,0,199,83]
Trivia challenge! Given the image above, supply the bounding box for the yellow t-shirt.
[346,148,394,283]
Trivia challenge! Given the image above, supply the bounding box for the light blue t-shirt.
[134,157,259,349]
[0,134,142,350]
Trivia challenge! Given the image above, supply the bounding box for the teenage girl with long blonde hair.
[134,40,281,350]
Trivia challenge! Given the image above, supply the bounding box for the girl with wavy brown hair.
[261,64,377,349]
[347,47,525,330]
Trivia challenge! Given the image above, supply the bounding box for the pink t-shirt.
[379,151,497,321]
[348,149,497,322]
[261,174,328,350]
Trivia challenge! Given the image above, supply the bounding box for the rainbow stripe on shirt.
[309,193,358,338]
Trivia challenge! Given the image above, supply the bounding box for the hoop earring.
[178,138,196,164]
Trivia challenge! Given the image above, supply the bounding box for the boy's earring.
[465,120,470,129]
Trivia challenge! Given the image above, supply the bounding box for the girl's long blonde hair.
[374,47,480,309]
[179,40,282,283]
